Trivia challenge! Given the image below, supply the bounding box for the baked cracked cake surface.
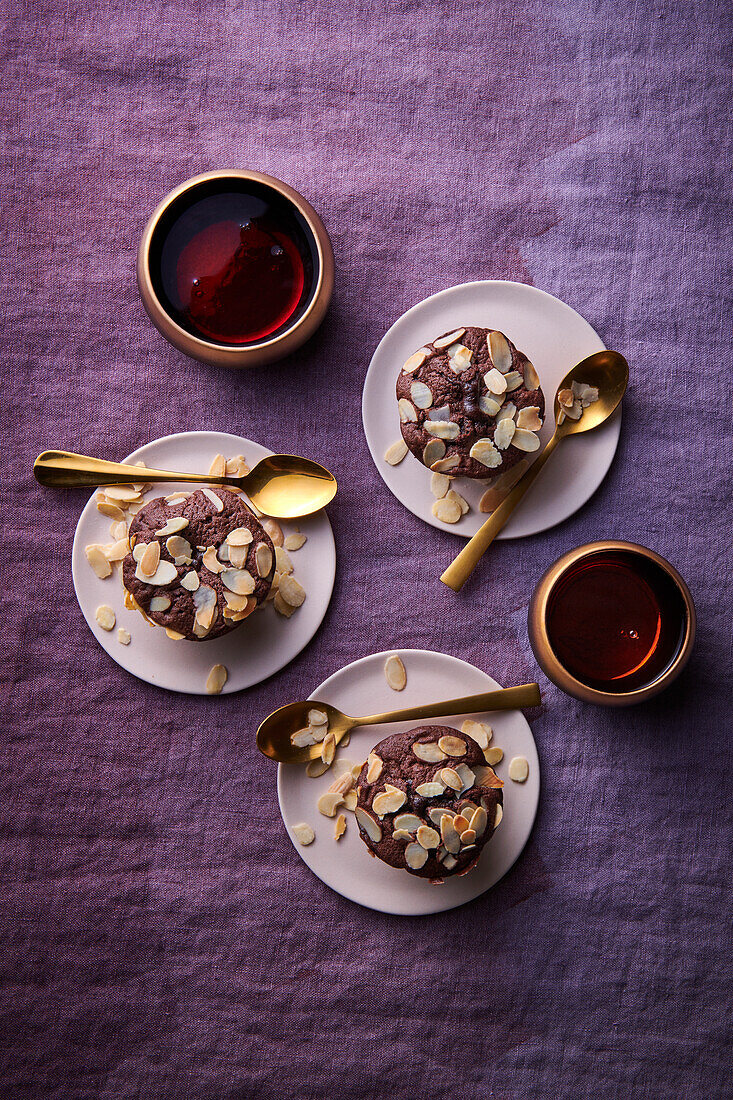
[354,725,504,882]
[396,326,545,479]
[122,487,274,640]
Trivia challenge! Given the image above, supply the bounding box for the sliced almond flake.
[508,756,529,783]
[366,753,383,783]
[416,825,440,850]
[516,406,542,431]
[479,487,504,513]
[432,497,461,523]
[405,842,428,869]
[412,741,446,763]
[179,571,198,593]
[558,388,574,409]
[140,541,161,577]
[445,489,469,515]
[259,517,281,547]
[291,728,316,747]
[440,813,461,854]
[384,654,406,691]
[410,381,433,409]
[430,471,451,499]
[321,733,336,766]
[97,500,125,521]
[132,543,145,562]
[165,492,190,505]
[474,765,504,789]
[206,664,228,695]
[292,822,315,845]
[455,763,476,790]
[117,627,131,646]
[317,791,343,817]
[227,543,248,569]
[484,367,507,394]
[95,605,115,631]
[222,591,250,612]
[504,371,523,391]
[448,345,473,373]
[524,360,540,389]
[402,347,430,373]
[221,568,255,595]
[494,417,516,450]
[392,828,413,842]
[469,438,501,470]
[255,543,273,577]
[283,532,307,551]
[334,814,347,840]
[278,574,305,608]
[201,488,223,512]
[150,595,172,612]
[103,485,142,503]
[373,785,407,817]
[225,455,248,476]
[274,591,296,617]
[110,520,128,540]
[428,806,455,825]
[571,380,599,406]
[166,535,192,563]
[453,814,470,833]
[165,628,185,640]
[308,724,327,744]
[155,516,189,537]
[484,746,504,765]
[85,545,113,578]
[494,804,504,828]
[355,806,382,843]
[469,806,488,837]
[488,330,513,372]
[416,781,445,797]
[498,402,517,422]
[227,527,254,547]
[430,454,460,473]
[384,438,408,466]
[434,328,465,349]
[274,547,293,575]
[442,853,458,871]
[308,708,328,727]
[343,790,357,811]
[394,813,423,833]
[461,719,492,749]
[564,399,583,420]
[438,735,466,756]
[208,453,226,478]
[136,557,178,586]
[441,767,463,791]
[306,759,330,778]
[328,771,354,796]
[479,394,503,417]
[422,438,446,467]
[398,398,418,423]
[429,405,451,421]
[511,428,541,452]
[200,547,223,575]
[460,828,477,846]
[424,419,459,440]
[104,538,130,562]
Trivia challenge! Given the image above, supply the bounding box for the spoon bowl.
[33,449,337,518]
[256,682,541,764]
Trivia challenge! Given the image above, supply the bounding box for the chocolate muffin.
[396,326,545,478]
[122,488,274,641]
[354,725,504,882]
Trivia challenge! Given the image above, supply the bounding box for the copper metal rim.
[136,169,335,368]
[528,540,696,707]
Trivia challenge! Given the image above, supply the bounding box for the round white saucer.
[362,280,620,539]
[277,649,540,915]
[71,431,336,694]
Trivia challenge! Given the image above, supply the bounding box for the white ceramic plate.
[362,280,620,539]
[71,431,336,694]
[277,649,540,915]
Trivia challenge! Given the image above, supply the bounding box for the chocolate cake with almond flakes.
[396,326,545,478]
[354,725,504,882]
[122,487,274,641]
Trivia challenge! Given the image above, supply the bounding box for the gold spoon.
[33,449,337,519]
[257,682,541,764]
[440,350,629,592]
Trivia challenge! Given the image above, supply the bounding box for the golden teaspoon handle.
[440,433,561,592]
[352,683,541,726]
[33,450,238,490]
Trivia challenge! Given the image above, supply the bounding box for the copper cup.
[137,169,335,368]
[528,541,696,706]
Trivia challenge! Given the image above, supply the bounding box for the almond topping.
[441,767,463,791]
[504,370,523,391]
[488,330,513,372]
[495,804,504,828]
[366,753,383,783]
[292,822,315,845]
[384,438,408,465]
[508,756,529,783]
[432,497,462,524]
[139,541,161,577]
[444,489,469,515]
[405,842,428,869]
[227,527,254,547]
[283,532,307,551]
[415,781,445,797]
[422,439,446,467]
[412,741,446,763]
[355,807,382,843]
[517,406,542,431]
[394,813,422,833]
[424,419,459,439]
[484,367,507,394]
[416,825,440,850]
[181,570,199,592]
[85,545,112,578]
[461,720,492,749]
[372,785,407,817]
[262,518,284,547]
[524,360,540,389]
[278,574,305,608]
[484,746,504,766]
[202,547,225,574]
[334,814,347,840]
[469,438,501,469]
[494,417,516,450]
[95,605,115,631]
[511,428,541,452]
[438,735,466,757]
[398,398,418,423]
[255,543,273,577]
[317,791,343,817]
[202,488,224,512]
[155,516,189,537]
[430,454,460,473]
[402,348,430,373]
[410,381,433,409]
[221,568,255,595]
[206,664,228,695]
[149,595,171,611]
[384,654,407,691]
[430,472,451,499]
[470,806,488,837]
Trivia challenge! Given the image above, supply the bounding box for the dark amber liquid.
[152,187,315,346]
[546,552,686,692]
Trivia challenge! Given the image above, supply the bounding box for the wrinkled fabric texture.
[2,0,732,1096]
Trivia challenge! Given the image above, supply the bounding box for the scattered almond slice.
[470,438,501,469]
[334,814,347,840]
[274,547,293,575]
[461,719,492,749]
[328,771,354,797]
[424,419,459,440]
[415,782,445,797]
[110,520,128,540]
[200,547,223,575]
[226,455,249,476]
[292,822,315,846]
[558,388,574,409]
[150,595,171,611]
[221,568,255,595]
[283,532,307,551]
[430,454,460,473]
[103,485,142,503]
[432,497,461,523]
[438,734,466,756]
[484,367,507,394]
[97,500,125,521]
[384,438,408,465]
[441,767,463,791]
[85,545,112,578]
[430,472,451,498]
[117,627,131,646]
[422,439,446,467]
[410,381,433,409]
[416,825,440,850]
[384,654,406,691]
[278,574,305,608]
[495,804,504,828]
[355,807,382,843]
[95,605,116,631]
[165,492,189,505]
[208,453,226,478]
[372,784,407,817]
[343,790,357,811]
[291,728,316,747]
[412,740,446,762]
[504,371,523,391]
[103,539,130,562]
[317,791,343,817]
[274,592,296,617]
[524,360,540,389]
[484,746,504,765]
[227,527,254,547]
[308,708,328,727]
[202,488,224,512]
[306,759,330,778]
[405,842,428,869]
[321,733,336,765]
[508,756,529,783]
[494,418,516,450]
[445,489,468,515]
[479,393,503,417]
[180,570,199,592]
[206,664,228,695]
[165,628,185,640]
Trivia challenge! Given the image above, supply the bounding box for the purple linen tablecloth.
[2,0,732,1096]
